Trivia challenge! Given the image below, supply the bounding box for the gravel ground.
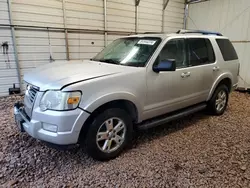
[1,92,250,187]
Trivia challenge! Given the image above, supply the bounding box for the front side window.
[92,37,161,67]
[157,38,187,69]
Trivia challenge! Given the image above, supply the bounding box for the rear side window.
[187,38,215,66]
[216,39,238,61]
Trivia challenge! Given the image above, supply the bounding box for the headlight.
[40,91,81,111]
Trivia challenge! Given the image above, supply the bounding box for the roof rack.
[176,29,223,36]
[143,32,164,34]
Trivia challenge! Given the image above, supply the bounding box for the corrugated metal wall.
[11,0,67,90]
[65,0,104,60]
[66,0,104,30]
[107,0,135,32]
[0,0,185,96]
[0,0,18,96]
[12,0,65,27]
[68,33,104,60]
[187,0,250,90]
[163,0,184,32]
[138,0,184,33]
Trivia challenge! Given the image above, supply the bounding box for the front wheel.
[207,84,229,115]
[85,108,133,161]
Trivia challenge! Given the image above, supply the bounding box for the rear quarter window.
[216,39,238,61]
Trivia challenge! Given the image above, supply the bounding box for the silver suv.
[14,30,239,160]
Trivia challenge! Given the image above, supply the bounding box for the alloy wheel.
[215,90,227,112]
[96,117,126,153]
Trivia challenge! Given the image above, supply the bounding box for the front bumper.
[14,102,90,145]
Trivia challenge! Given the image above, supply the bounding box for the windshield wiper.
[98,59,120,65]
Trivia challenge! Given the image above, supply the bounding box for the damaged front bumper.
[13,101,90,146]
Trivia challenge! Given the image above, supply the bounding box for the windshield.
[92,37,162,67]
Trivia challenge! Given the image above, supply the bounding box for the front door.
[144,38,193,120]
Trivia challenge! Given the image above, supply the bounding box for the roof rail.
[176,29,223,36]
[143,32,164,34]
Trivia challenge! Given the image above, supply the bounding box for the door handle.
[213,66,220,71]
[181,72,191,78]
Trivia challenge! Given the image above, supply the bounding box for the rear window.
[216,39,238,61]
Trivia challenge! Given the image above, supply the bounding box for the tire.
[207,84,229,115]
[85,108,133,161]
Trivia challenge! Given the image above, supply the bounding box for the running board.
[137,103,207,130]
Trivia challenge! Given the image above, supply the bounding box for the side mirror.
[153,59,176,73]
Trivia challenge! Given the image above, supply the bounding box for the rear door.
[186,37,217,100]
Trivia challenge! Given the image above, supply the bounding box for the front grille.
[27,85,39,104]
[24,84,39,119]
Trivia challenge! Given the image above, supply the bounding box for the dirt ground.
[1,92,250,188]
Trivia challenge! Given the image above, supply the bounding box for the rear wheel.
[207,84,229,115]
[85,108,133,161]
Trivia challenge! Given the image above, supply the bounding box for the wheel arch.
[207,73,232,101]
[78,98,140,143]
[82,92,142,120]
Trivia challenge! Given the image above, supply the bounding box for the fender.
[207,72,233,101]
[81,92,143,122]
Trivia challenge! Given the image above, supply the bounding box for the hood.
[24,60,130,91]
